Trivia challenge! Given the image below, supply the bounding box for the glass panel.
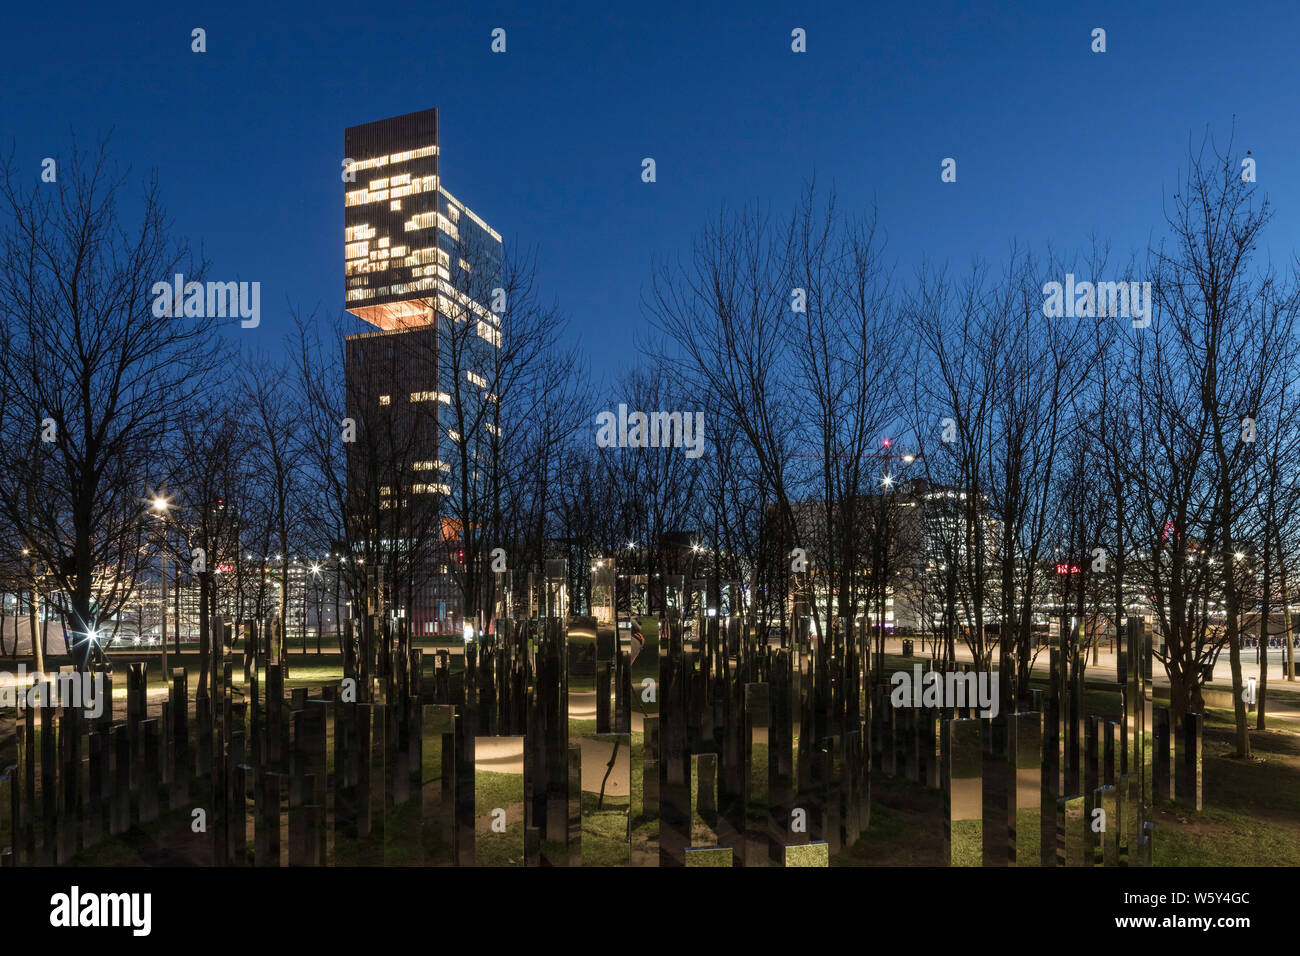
[943,718,982,866]
[474,735,524,866]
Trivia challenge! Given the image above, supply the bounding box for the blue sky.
[5,0,1299,383]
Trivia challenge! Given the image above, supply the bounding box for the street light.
[149,496,171,669]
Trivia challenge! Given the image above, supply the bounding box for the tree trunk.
[1223,560,1250,757]
[160,553,169,679]
[1169,666,1187,725]
[1257,541,1271,731]
[197,573,210,702]
[1280,527,1296,683]
[1227,627,1250,756]
[29,585,44,673]
[174,563,181,657]
[279,560,289,679]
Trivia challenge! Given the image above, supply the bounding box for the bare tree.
[650,187,906,648]
[0,139,226,670]
[170,398,252,699]
[247,356,306,673]
[1148,131,1298,754]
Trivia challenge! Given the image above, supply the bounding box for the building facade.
[343,108,502,636]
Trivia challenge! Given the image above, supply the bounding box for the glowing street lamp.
[148,495,171,668]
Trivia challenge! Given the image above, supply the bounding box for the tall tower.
[342,109,502,636]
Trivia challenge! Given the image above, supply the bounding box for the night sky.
[6,0,1299,385]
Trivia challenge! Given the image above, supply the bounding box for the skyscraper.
[343,108,502,635]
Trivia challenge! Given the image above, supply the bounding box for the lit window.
[390,200,401,211]
[412,483,450,495]
[466,371,487,388]
[405,212,437,232]
[379,394,391,405]
[477,320,502,347]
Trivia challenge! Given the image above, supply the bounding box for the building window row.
[346,145,437,176]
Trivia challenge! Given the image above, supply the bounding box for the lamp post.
[152,496,170,676]
[310,561,323,654]
[339,552,353,648]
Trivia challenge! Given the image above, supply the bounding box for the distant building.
[764,478,999,634]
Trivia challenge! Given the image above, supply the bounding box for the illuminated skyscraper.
[343,108,502,635]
